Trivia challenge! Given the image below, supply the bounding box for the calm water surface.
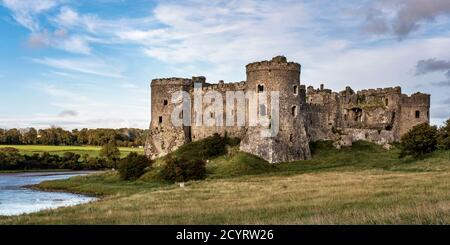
[0,171,97,216]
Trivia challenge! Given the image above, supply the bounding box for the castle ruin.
[145,56,430,163]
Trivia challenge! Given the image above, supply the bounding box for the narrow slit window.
[163,100,168,106]
[293,85,298,95]
[415,110,420,118]
[385,98,388,106]
[291,106,297,117]
[158,116,163,124]
[257,84,264,93]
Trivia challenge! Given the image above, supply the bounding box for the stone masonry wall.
[145,56,431,162]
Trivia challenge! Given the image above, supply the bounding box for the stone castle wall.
[145,56,430,163]
[190,80,247,141]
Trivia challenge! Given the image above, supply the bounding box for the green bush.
[99,141,121,167]
[118,152,151,180]
[399,123,438,159]
[437,118,450,150]
[160,155,206,183]
[173,133,240,161]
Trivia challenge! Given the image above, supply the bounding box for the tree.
[399,123,438,159]
[160,155,206,183]
[118,152,151,180]
[23,128,37,145]
[0,129,6,144]
[5,129,22,144]
[437,118,450,150]
[99,141,121,167]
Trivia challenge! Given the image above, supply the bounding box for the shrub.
[118,152,151,180]
[399,123,438,159]
[437,118,450,150]
[160,155,206,183]
[201,133,227,158]
[173,133,239,161]
[99,141,121,166]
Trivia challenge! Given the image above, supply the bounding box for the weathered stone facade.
[145,56,430,163]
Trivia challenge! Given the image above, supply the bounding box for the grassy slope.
[0,141,449,224]
[0,145,144,157]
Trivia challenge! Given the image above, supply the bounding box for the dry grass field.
[1,142,449,224]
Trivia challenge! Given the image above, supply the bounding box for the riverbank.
[0,169,75,174]
[1,142,449,224]
[0,171,98,216]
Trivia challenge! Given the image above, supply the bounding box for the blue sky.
[0,0,450,129]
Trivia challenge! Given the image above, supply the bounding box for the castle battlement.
[202,81,247,91]
[356,86,401,96]
[145,56,430,163]
[401,92,430,105]
[151,77,192,86]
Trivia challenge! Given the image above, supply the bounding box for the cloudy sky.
[0,0,449,129]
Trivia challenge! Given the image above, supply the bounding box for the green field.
[0,145,144,158]
[1,141,449,225]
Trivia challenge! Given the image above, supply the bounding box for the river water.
[0,171,97,216]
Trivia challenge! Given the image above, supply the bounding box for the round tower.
[145,77,192,159]
[240,56,311,163]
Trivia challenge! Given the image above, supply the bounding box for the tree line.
[0,127,148,147]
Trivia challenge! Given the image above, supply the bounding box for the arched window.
[293,85,298,95]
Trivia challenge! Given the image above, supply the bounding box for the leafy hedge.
[0,151,110,171]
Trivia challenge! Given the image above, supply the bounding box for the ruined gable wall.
[305,86,405,146]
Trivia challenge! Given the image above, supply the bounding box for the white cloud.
[2,0,61,31]
[56,6,79,26]
[31,57,125,78]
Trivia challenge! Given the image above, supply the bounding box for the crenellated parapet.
[357,86,401,97]
[151,77,192,86]
[202,81,247,91]
[401,92,430,106]
[246,56,300,73]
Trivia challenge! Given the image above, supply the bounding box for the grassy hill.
[0,140,449,224]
